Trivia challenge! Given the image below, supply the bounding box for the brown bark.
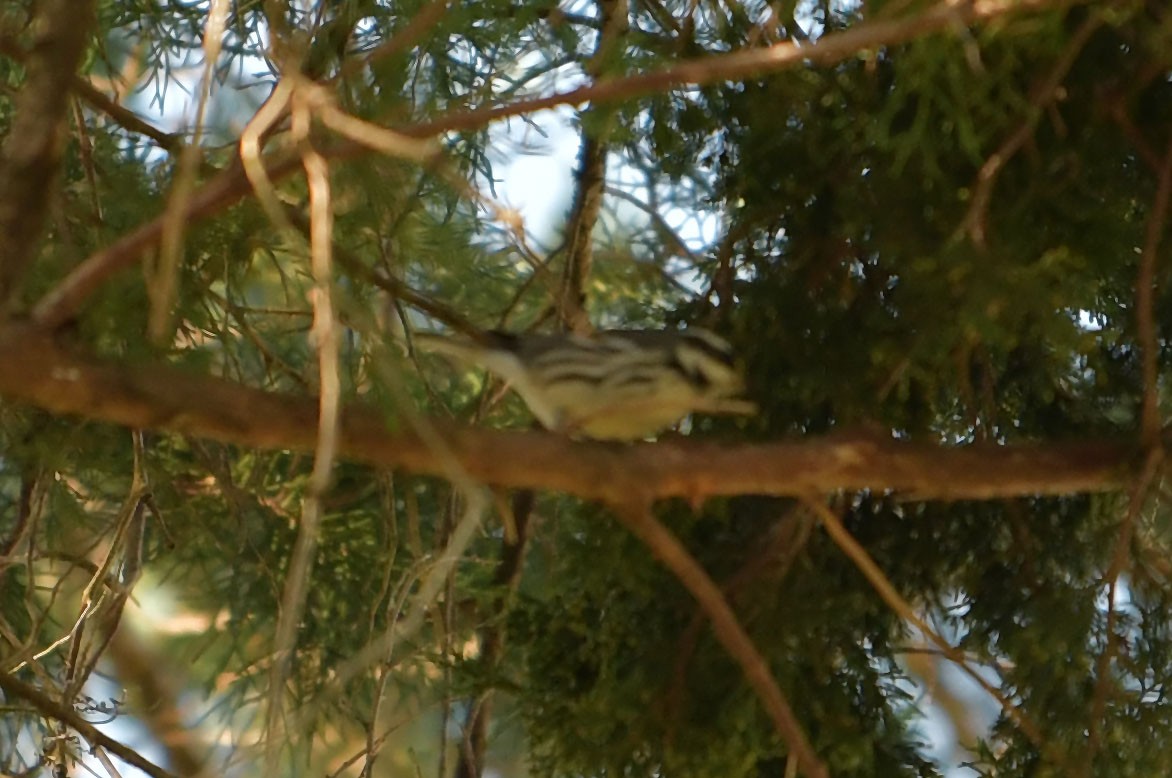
[0,0,97,311]
[0,325,1137,505]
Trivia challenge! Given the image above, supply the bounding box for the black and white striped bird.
[413,328,756,440]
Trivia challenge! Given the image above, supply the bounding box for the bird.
[412,327,756,440]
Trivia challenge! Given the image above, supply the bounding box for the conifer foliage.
[1,1,1171,776]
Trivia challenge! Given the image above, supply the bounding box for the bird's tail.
[411,331,497,363]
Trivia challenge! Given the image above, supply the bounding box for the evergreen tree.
[1,1,1170,776]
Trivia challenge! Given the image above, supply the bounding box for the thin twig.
[0,34,181,152]
[148,0,229,344]
[29,149,305,330]
[1106,68,1164,174]
[0,670,177,778]
[72,97,103,224]
[339,0,454,80]
[1136,134,1172,447]
[0,471,38,560]
[958,14,1101,247]
[358,475,401,778]
[291,488,488,732]
[1084,449,1162,775]
[802,497,1051,752]
[74,76,182,153]
[263,86,343,770]
[604,184,701,264]
[454,489,534,778]
[1084,130,1172,770]
[62,438,149,698]
[612,501,827,778]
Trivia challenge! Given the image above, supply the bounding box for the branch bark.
[0,0,96,312]
[0,325,1138,504]
[556,0,630,333]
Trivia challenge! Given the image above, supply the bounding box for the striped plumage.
[413,328,755,440]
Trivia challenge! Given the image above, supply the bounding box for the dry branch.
[0,325,1138,504]
[30,152,304,330]
[0,669,177,778]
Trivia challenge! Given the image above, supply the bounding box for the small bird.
[413,327,756,440]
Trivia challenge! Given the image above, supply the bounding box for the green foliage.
[5,1,1172,777]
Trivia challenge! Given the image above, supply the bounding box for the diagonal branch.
[803,497,1050,753]
[0,324,1140,505]
[1083,448,1162,775]
[0,669,177,778]
[666,509,814,735]
[406,0,1074,138]
[612,501,827,778]
[30,149,307,330]
[958,13,1102,247]
[0,33,182,154]
[1084,131,1172,772]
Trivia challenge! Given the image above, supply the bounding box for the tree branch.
[555,0,630,333]
[406,0,1074,139]
[804,498,1049,752]
[1083,447,1162,775]
[612,502,827,778]
[0,325,1139,504]
[30,151,302,330]
[0,33,182,153]
[958,13,1102,247]
[0,669,177,778]
[1137,133,1172,447]
[0,0,97,311]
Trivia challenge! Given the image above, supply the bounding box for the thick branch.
[0,325,1137,503]
[0,0,96,311]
